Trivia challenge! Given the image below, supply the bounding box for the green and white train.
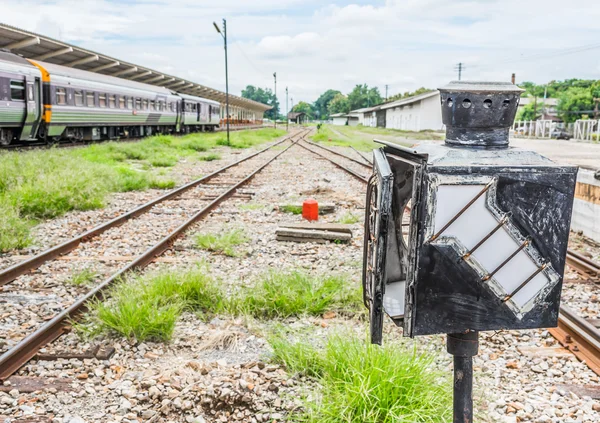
[0,50,220,145]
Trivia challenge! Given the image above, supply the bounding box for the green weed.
[230,271,361,318]
[195,228,248,257]
[198,153,221,161]
[69,268,98,286]
[238,203,264,211]
[80,267,225,342]
[280,205,303,214]
[338,212,361,224]
[270,332,452,422]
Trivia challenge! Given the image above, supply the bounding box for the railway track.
[0,128,308,380]
[300,136,600,378]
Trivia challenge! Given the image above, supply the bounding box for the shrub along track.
[0,128,309,380]
[1,124,267,151]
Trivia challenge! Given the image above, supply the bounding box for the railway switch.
[363,81,578,422]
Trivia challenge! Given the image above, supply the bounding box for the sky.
[3,0,600,106]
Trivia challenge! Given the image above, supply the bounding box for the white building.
[330,113,348,126]
[382,91,443,131]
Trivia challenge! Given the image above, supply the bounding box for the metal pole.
[447,331,479,423]
[223,19,230,145]
[286,86,289,132]
[273,72,277,129]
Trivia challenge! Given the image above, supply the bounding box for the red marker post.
[302,199,319,221]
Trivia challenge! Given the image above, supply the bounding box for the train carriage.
[0,51,42,144]
[179,93,220,133]
[31,60,181,141]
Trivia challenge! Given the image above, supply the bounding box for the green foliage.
[0,201,33,251]
[229,271,361,318]
[516,100,544,121]
[327,93,351,115]
[557,87,595,123]
[313,89,342,120]
[198,153,221,161]
[69,268,98,286]
[195,228,248,257]
[238,203,264,211]
[79,267,360,342]
[338,212,361,224]
[80,267,225,342]
[241,85,280,120]
[347,84,383,110]
[279,204,303,214]
[387,87,434,103]
[270,333,452,423]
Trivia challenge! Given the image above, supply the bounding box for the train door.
[196,103,201,123]
[208,106,212,123]
[20,77,42,141]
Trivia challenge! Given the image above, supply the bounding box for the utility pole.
[455,63,463,81]
[213,19,230,145]
[385,84,389,101]
[286,86,289,132]
[273,72,277,129]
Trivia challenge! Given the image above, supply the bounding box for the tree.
[327,94,350,115]
[557,87,594,123]
[516,101,544,121]
[347,84,383,110]
[387,87,433,102]
[313,89,341,120]
[291,101,315,120]
[241,85,280,120]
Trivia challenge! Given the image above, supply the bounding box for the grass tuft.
[338,212,361,224]
[230,271,361,318]
[80,267,225,342]
[195,228,248,257]
[69,268,98,286]
[270,332,452,422]
[280,204,303,215]
[198,153,221,161]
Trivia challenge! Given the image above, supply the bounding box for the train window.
[143,99,148,110]
[56,87,67,105]
[158,101,164,111]
[170,103,175,112]
[109,95,116,108]
[86,92,95,107]
[10,80,25,101]
[75,91,83,106]
[150,100,155,111]
[99,94,107,108]
[119,96,125,109]
[135,98,141,109]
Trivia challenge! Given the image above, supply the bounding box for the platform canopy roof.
[0,23,271,112]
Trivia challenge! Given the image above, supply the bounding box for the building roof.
[0,23,271,112]
[288,112,306,119]
[380,90,439,110]
[330,113,348,118]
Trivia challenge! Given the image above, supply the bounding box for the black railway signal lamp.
[363,81,578,422]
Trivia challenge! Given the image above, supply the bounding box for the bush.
[195,228,248,257]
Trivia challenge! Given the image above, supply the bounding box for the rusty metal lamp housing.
[363,81,578,421]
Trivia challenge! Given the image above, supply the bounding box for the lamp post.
[273,72,277,129]
[213,19,230,145]
[286,86,289,132]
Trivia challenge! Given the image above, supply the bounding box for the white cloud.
[2,0,600,104]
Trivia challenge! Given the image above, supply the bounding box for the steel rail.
[296,141,369,184]
[566,249,600,279]
[0,132,304,287]
[550,305,600,376]
[302,139,372,169]
[350,145,373,165]
[0,134,303,380]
